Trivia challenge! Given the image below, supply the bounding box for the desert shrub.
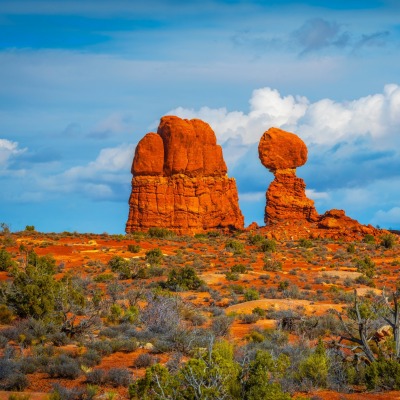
[244,350,291,400]
[248,234,265,245]
[225,239,244,254]
[8,394,31,400]
[86,368,106,385]
[244,288,260,301]
[365,359,400,390]
[298,238,313,248]
[25,225,35,231]
[108,256,128,272]
[259,239,276,252]
[363,234,375,244]
[231,264,247,273]
[106,368,132,387]
[165,266,203,291]
[0,249,15,271]
[252,307,266,317]
[7,257,58,318]
[47,354,81,379]
[147,227,174,238]
[93,273,114,282]
[229,284,244,294]
[80,349,102,367]
[133,353,156,368]
[263,256,282,271]
[0,305,14,324]
[346,243,356,253]
[240,313,260,324]
[87,341,113,356]
[128,244,141,253]
[380,233,396,249]
[355,256,376,278]
[225,271,239,281]
[278,280,290,292]
[145,248,163,265]
[296,340,329,389]
[211,315,234,337]
[49,383,86,400]
[0,358,29,392]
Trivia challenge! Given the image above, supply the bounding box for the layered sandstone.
[126,116,244,234]
[258,127,381,240]
[259,127,318,225]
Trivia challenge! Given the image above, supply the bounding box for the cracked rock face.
[126,116,244,234]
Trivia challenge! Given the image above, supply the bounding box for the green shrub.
[346,243,356,253]
[259,239,276,252]
[355,256,376,278]
[380,233,397,249]
[297,340,329,388]
[225,271,239,281]
[0,304,14,324]
[147,227,174,238]
[165,266,203,291]
[299,238,313,248]
[25,225,35,231]
[0,249,15,271]
[225,239,244,254]
[248,234,265,245]
[263,256,282,271]
[277,280,289,292]
[231,264,247,273]
[145,248,163,265]
[93,273,114,282]
[244,288,260,301]
[127,244,141,253]
[363,234,375,244]
[365,359,400,390]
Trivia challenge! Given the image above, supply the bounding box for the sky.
[1,0,400,233]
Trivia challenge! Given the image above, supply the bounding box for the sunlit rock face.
[126,116,244,234]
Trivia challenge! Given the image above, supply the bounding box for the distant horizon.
[1,0,400,233]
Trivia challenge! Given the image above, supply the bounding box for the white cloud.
[39,144,134,201]
[169,84,400,147]
[371,207,400,228]
[0,138,26,169]
[239,191,265,202]
[306,189,329,201]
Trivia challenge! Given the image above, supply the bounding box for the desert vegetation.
[0,225,399,399]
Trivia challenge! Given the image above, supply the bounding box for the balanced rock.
[258,127,318,225]
[126,116,244,234]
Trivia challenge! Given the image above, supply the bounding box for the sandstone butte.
[125,116,244,234]
[257,127,383,241]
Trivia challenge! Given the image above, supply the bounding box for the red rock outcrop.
[126,116,244,234]
[259,127,318,225]
[258,127,382,240]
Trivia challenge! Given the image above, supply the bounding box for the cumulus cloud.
[372,207,400,228]
[0,139,26,169]
[170,84,400,147]
[41,143,134,201]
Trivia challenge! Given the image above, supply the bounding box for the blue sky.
[1,0,400,233]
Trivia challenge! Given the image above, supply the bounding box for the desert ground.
[0,227,399,399]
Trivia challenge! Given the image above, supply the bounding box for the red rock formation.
[258,127,383,241]
[126,116,244,234]
[259,127,318,225]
